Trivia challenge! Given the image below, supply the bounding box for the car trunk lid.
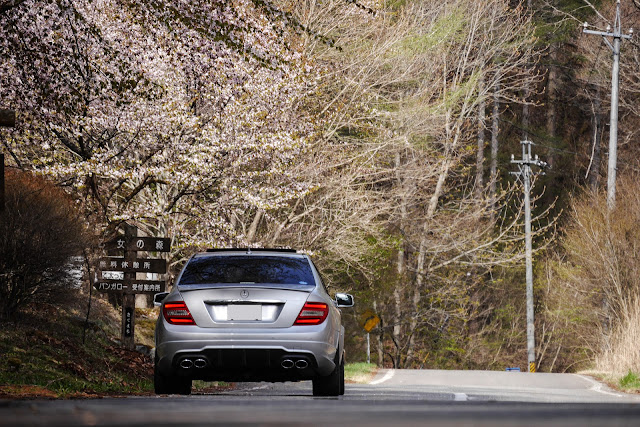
[179,285,313,328]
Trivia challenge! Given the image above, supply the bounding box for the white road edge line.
[453,393,468,401]
[247,384,271,391]
[575,374,626,398]
[370,369,395,385]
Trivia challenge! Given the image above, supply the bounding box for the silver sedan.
[153,249,354,396]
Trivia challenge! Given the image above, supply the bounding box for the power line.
[498,117,581,156]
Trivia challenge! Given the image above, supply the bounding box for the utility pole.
[583,0,633,210]
[511,140,547,373]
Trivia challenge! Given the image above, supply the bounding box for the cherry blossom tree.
[0,0,318,264]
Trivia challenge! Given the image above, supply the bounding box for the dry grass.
[595,295,640,375]
[548,175,640,376]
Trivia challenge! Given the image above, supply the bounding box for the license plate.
[228,304,262,321]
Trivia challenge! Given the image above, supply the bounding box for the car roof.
[193,248,306,259]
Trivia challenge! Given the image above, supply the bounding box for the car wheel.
[312,354,343,397]
[339,356,345,396]
[154,360,192,395]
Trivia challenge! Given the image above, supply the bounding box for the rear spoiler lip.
[205,248,298,253]
[177,282,316,292]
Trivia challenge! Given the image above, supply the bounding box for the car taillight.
[163,301,196,325]
[294,302,329,325]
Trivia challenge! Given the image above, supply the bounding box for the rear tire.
[339,357,345,396]
[154,359,192,395]
[312,353,344,397]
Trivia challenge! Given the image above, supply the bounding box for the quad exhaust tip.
[181,356,304,370]
[281,359,295,369]
[281,359,309,369]
[179,359,194,369]
[179,358,209,369]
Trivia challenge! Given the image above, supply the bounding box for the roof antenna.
[247,247,252,254]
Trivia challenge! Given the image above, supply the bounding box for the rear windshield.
[178,256,315,286]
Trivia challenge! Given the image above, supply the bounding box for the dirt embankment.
[0,293,156,399]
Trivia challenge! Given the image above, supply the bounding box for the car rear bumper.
[155,326,338,380]
[159,347,329,382]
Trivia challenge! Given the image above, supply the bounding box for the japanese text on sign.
[94,279,166,294]
[124,307,133,337]
[104,237,171,252]
[95,282,165,293]
[98,257,166,274]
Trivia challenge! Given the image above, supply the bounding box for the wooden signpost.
[95,225,171,350]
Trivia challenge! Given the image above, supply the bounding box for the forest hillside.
[2,0,640,377]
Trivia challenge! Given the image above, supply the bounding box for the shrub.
[0,169,91,320]
[545,174,640,374]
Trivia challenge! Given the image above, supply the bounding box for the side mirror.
[335,293,354,308]
[153,292,169,307]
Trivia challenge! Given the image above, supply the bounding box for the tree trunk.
[269,200,301,245]
[0,109,15,127]
[589,86,603,190]
[475,77,486,198]
[522,86,530,141]
[405,236,426,366]
[395,151,407,279]
[393,152,406,368]
[246,209,264,244]
[392,285,402,368]
[546,45,558,169]
[427,158,452,218]
[407,125,460,365]
[373,300,384,367]
[489,80,500,217]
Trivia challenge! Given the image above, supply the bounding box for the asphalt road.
[3,369,640,426]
